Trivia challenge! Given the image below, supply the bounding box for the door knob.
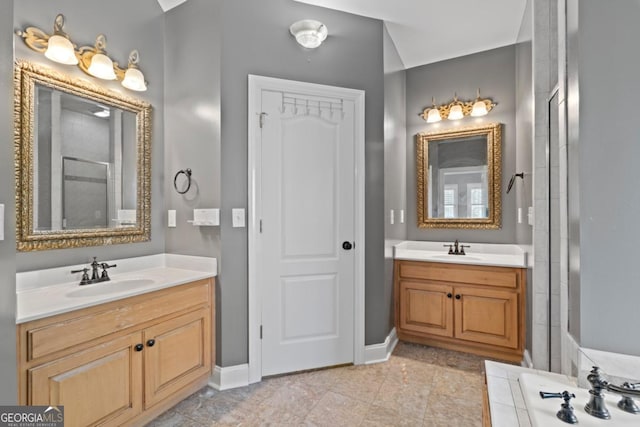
[135,344,144,352]
[342,241,353,250]
[146,339,156,347]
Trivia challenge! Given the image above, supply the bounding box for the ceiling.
[157,0,527,69]
[294,0,527,69]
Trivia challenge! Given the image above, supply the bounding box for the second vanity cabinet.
[395,260,525,362]
[17,278,214,427]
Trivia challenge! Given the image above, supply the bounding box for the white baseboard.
[209,364,249,391]
[364,327,398,364]
[521,349,533,369]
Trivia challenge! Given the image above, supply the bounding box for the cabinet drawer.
[397,261,519,289]
[25,280,211,361]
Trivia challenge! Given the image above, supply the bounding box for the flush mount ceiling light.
[16,13,148,92]
[420,89,496,123]
[289,19,328,49]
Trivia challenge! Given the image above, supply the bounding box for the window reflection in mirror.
[417,123,502,229]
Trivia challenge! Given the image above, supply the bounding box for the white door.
[253,80,360,377]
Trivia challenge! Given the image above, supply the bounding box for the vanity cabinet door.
[143,307,211,409]
[399,281,454,338]
[28,332,143,427]
[454,287,518,349]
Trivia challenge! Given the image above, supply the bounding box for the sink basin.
[66,278,156,298]
[519,373,639,426]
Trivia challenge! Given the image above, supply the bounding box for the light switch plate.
[0,204,4,241]
[168,210,176,227]
[232,208,245,228]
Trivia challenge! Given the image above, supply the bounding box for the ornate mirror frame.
[14,60,152,251]
[416,122,502,229]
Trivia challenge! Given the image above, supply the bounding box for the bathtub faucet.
[584,366,640,420]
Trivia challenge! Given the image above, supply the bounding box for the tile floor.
[147,342,497,426]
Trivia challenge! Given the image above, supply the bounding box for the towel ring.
[174,168,192,194]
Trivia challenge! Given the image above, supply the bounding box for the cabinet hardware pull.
[135,344,144,352]
[146,339,156,347]
[455,294,461,300]
[447,293,453,298]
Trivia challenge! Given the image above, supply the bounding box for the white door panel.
[260,88,355,376]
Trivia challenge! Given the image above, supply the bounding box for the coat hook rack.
[174,168,192,194]
[506,172,525,194]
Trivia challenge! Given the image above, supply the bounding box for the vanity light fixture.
[16,13,148,91]
[470,89,490,117]
[84,35,117,80]
[424,97,442,123]
[43,14,78,65]
[289,19,328,49]
[420,90,496,123]
[447,94,464,120]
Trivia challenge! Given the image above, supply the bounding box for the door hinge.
[260,325,263,339]
[258,112,268,129]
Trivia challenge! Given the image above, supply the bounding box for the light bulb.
[448,104,464,120]
[426,108,442,123]
[45,34,78,65]
[87,52,116,80]
[471,100,488,117]
[122,67,147,91]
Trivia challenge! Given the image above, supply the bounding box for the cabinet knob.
[455,294,461,300]
[135,343,144,352]
[146,339,156,347]
[447,293,453,298]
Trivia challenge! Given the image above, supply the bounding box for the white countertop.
[394,240,529,268]
[16,254,217,324]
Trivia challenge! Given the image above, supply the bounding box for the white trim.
[364,328,398,364]
[521,349,534,369]
[247,75,366,383]
[209,364,250,391]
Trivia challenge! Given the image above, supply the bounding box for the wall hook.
[174,168,192,194]
[506,172,525,194]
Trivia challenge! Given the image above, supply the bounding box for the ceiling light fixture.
[16,13,148,91]
[420,90,496,123]
[289,19,328,49]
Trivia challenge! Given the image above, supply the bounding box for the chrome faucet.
[584,366,640,419]
[70,257,117,286]
[443,239,470,255]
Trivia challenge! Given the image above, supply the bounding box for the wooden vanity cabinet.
[395,260,525,362]
[17,278,214,427]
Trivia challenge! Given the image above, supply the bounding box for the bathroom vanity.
[16,254,216,427]
[394,241,527,363]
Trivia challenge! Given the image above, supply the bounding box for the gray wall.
[406,45,518,244]
[383,24,407,337]
[14,0,166,271]
[0,1,16,405]
[219,0,385,365]
[569,0,640,355]
[164,0,221,259]
[515,0,534,355]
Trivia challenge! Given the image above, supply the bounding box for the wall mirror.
[14,60,152,251]
[416,123,502,229]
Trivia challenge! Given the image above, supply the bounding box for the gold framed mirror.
[416,123,502,229]
[14,60,152,251]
